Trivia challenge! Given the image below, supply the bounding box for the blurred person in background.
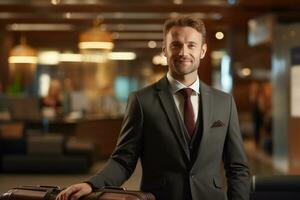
[62,78,73,115]
[250,81,272,154]
[261,82,272,155]
[41,79,63,117]
[249,81,263,147]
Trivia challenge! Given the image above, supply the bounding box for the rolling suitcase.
[0,185,155,200]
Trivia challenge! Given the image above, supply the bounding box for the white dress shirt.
[167,73,200,123]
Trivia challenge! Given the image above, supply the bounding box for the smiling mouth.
[177,60,191,63]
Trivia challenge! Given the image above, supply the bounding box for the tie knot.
[179,88,194,99]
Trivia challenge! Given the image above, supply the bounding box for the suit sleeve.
[223,95,251,200]
[87,93,143,188]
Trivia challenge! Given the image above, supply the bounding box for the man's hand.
[56,183,92,200]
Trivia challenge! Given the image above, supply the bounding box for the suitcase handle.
[19,185,60,190]
[14,185,60,192]
[101,186,127,191]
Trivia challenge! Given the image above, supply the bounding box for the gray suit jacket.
[88,76,250,200]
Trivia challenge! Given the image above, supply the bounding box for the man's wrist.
[83,181,97,191]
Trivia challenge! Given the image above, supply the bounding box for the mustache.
[175,57,192,62]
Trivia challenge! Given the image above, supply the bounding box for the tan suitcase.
[0,185,155,200]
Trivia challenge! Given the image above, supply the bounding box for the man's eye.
[171,44,180,48]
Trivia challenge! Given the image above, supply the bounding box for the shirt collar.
[167,72,200,95]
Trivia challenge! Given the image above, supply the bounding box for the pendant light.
[9,36,37,64]
[79,18,114,53]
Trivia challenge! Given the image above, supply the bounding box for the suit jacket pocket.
[213,176,223,189]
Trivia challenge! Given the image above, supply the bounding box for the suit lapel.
[200,81,212,143]
[191,81,213,170]
[156,77,190,161]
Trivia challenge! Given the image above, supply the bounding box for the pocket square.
[211,120,225,128]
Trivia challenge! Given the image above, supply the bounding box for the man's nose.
[179,45,188,56]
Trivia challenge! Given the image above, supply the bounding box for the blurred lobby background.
[0,0,300,194]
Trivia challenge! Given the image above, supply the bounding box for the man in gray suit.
[57,15,250,200]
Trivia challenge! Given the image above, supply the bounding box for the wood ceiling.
[1,0,300,53]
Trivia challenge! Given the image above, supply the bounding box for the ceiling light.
[170,12,179,18]
[148,41,157,48]
[60,53,82,62]
[112,32,162,40]
[117,41,163,49]
[36,52,136,64]
[9,36,37,64]
[79,42,114,50]
[9,56,37,64]
[112,32,120,39]
[109,52,136,60]
[65,12,72,19]
[7,24,74,31]
[79,18,114,52]
[51,0,60,5]
[38,51,60,65]
[241,68,252,76]
[173,0,183,5]
[81,54,108,63]
[215,32,224,40]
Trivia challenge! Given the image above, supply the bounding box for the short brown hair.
[163,15,206,43]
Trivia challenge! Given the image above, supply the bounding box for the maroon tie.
[179,88,195,138]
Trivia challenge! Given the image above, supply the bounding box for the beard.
[170,57,199,76]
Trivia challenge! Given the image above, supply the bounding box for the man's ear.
[200,43,207,59]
